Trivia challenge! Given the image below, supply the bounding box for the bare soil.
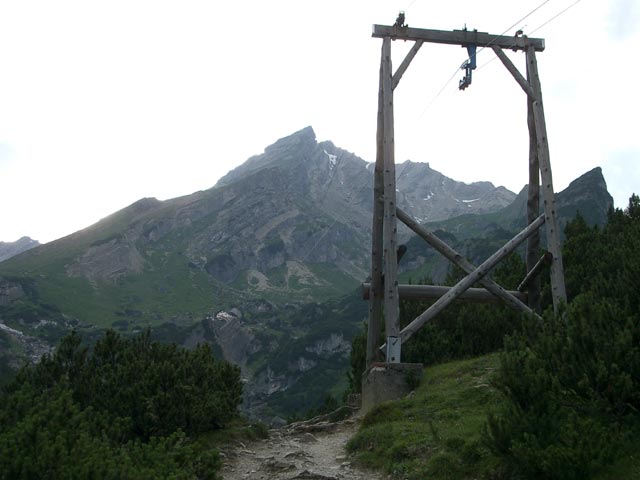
[220,417,386,480]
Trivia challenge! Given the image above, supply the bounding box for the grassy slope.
[0,189,360,332]
[348,355,503,479]
[348,354,640,480]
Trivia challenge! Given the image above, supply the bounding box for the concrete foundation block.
[361,362,424,415]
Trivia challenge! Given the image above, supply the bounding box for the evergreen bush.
[485,196,640,479]
[0,329,242,479]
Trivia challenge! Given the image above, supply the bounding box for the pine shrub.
[0,329,241,479]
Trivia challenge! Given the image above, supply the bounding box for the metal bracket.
[459,43,477,90]
[386,336,401,363]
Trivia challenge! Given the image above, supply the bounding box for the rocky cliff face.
[187,127,515,291]
[0,278,26,307]
[483,166,614,236]
[396,161,516,223]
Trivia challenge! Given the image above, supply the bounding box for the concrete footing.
[361,362,424,415]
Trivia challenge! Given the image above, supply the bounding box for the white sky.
[0,0,638,243]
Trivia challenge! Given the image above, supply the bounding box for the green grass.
[348,354,640,480]
[0,241,242,331]
[227,262,359,305]
[30,254,225,329]
[348,354,503,479]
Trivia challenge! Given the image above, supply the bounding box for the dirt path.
[220,416,386,480]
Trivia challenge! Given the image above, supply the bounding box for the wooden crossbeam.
[372,25,545,52]
[363,284,527,304]
[397,208,540,320]
[392,214,546,347]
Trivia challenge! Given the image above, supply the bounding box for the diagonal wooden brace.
[491,45,537,100]
[385,213,546,348]
[397,208,541,320]
[392,40,424,90]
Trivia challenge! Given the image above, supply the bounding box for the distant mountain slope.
[399,167,614,283]
[395,161,516,223]
[0,236,39,263]
[422,167,613,241]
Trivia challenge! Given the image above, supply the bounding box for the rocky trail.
[220,411,386,480]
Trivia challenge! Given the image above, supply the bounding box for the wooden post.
[381,36,401,362]
[363,283,528,304]
[395,214,545,346]
[397,208,540,321]
[366,53,386,368]
[526,55,542,312]
[527,45,567,312]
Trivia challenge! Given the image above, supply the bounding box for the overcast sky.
[0,0,638,243]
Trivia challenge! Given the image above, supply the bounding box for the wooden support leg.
[381,36,400,362]
[366,52,386,368]
[527,46,567,312]
[526,58,542,312]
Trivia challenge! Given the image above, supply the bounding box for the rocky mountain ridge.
[0,236,39,263]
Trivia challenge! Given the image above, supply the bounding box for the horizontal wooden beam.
[372,25,545,52]
[363,283,527,304]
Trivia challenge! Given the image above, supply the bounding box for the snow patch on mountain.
[324,150,337,169]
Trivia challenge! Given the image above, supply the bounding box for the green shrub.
[0,329,241,478]
[0,382,222,479]
[484,197,640,479]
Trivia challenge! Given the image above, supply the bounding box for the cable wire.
[416,0,554,118]
[476,0,584,72]
[404,0,420,12]
[530,0,583,34]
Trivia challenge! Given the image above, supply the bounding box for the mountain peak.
[565,166,606,191]
[216,127,317,187]
[0,236,40,263]
[264,126,316,154]
[498,167,612,231]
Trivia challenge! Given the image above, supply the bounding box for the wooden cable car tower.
[363,18,567,396]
